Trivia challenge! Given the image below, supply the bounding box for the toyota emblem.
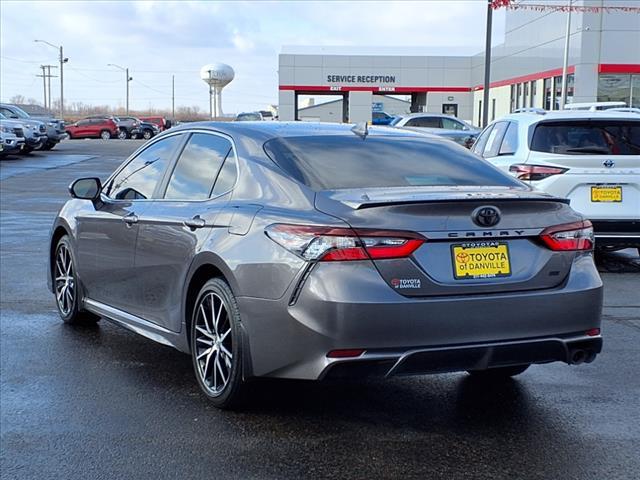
[473,206,501,227]
[603,159,615,168]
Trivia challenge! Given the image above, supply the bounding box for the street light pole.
[107,64,132,114]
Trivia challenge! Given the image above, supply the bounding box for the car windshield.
[7,106,30,119]
[237,113,261,121]
[264,135,521,191]
[531,120,640,155]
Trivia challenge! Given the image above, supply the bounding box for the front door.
[75,134,183,313]
[134,131,238,332]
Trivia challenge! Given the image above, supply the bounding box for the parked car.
[132,121,160,140]
[372,111,395,125]
[49,122,603,408]
[139,116,168,131]
[0,117,26,157]
[114,116,141,139]
[0,104,48,152]
[66,117,119,140]
[235,112,263,121]
[391,113,480,148]
[259,110,275,121]
[12,103,67,150]
[473,110,640,252]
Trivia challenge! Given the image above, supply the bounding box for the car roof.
[165,121,438,141]
[396,112,456,119]
[498,110,640,125]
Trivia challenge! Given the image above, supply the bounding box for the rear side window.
[264,135,521,191]
[405,117,441,128]
[531,120,640,155]
[164,133,232,200]
[442,118,465,130]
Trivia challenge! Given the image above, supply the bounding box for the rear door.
[134,131,238,331]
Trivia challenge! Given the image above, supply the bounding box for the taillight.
[264,224,424,262]
[540,220,594,251]
[509,164,568,181]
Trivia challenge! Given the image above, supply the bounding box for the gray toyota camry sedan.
[48,122,603,408]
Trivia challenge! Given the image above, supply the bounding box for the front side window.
[107,134,182,200]
[531,120,640,155]
[442,118,465,130]
[483,121,509,158]
[499,122,519,155]
[264,135,521,191]
[164,133,233,200]
[472,125,494,156]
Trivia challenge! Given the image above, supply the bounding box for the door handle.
[123,213,139,226]
[183,215,206,230]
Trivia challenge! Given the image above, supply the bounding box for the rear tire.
[100,130,111,140]
[53,235,100,325]
[190,278,246,409]
[467,364,529,379]
[142,129,153,140]
[117,128,129,140]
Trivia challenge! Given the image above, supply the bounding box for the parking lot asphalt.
[1,140,639,480]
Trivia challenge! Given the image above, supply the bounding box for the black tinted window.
[406,117,441,128]
[108,135,181,200]
[531,121,640,155]
[165,133,232,200]
[264,135,520,191]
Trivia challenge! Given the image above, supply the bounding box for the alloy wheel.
[194,292,233,396]
[55,244,75,316]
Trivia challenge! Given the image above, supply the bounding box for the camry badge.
[473,206,501,227]
[603,160,615,168]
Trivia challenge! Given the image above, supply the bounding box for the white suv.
[473,111,640,251]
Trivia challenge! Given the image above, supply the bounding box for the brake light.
[327,349,365,358]
[509,164,568,181]
[540,220,594,251]
[264,224,425,262]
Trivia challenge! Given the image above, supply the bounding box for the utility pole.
[35,40,67,118]
[37,65,58,110]
[482,0,493,127]
[107,64,133,114]
[172,75,175,119]
[559,0,573,109]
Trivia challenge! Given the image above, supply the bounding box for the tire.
[42,141,56,151]
[100,130,112,140]
[53,236,100,325]
[117,129,129,140]
[467,364,529,379]
[66,132,73,139]
[142,129,153,140]
[190,278,246,409]
[20,146,34,154]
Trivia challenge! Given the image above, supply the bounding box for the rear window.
[263,135,521,191]
[531,120,640,155]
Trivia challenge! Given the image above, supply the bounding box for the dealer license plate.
[452,242,511,279]
[591,186,622,202]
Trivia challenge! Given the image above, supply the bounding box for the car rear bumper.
[592,220,640,248]
[238,254,603,380]
[322,334,603,379]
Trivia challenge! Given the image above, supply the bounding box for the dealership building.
[278,0,640,125]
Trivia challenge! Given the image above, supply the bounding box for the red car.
[139,116,168,131]
[66,117,118,140]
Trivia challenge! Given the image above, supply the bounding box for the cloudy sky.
[0,1,505,115]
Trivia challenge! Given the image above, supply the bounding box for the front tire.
[191,278,245,409]
[117,128,129,140]
[467,364,529,379]
[53,236,100,324]
[142,129,153,140]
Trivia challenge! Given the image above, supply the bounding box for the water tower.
[200,63,234,119]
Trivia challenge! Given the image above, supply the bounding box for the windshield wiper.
[563,146,610,154]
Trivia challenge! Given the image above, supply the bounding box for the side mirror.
[69,177,101,200]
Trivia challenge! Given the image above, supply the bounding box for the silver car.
[391,112,480,148]
[49,122,603,408]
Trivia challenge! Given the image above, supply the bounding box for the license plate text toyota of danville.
[452,242,511,279]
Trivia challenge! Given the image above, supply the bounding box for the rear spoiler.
[319,188,570,209]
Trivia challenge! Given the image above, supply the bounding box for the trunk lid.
[315,187,583,296]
